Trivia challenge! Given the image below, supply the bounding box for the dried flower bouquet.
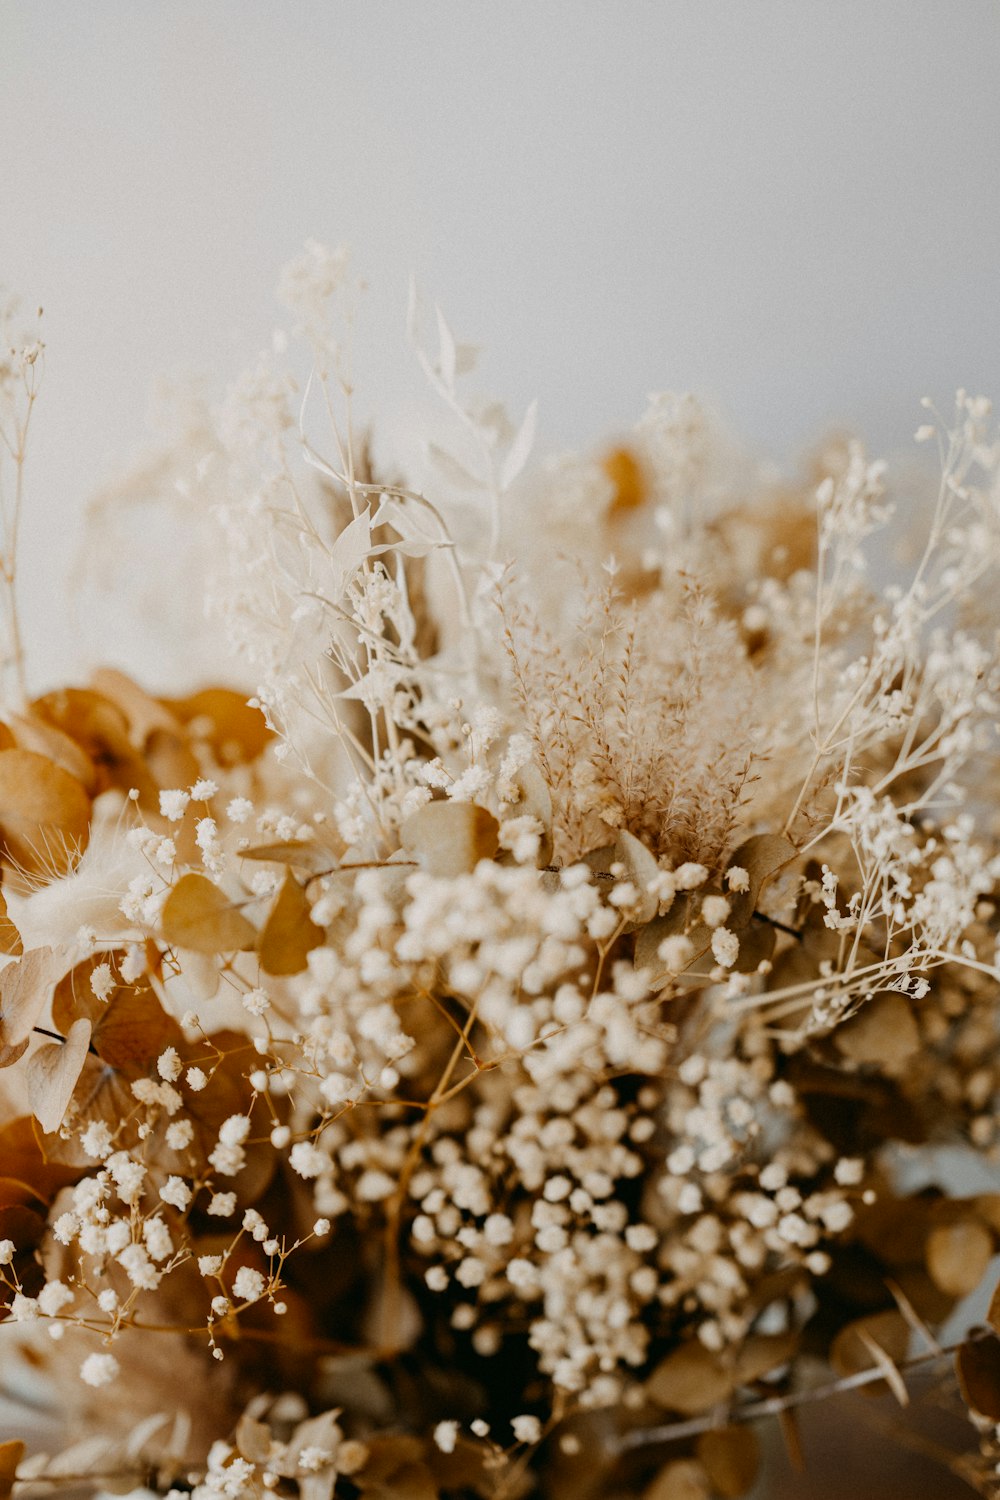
[0,245,999,1499]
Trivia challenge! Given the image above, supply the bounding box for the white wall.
[2,1,1000,689]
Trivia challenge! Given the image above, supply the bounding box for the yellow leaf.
[161,873,256,954]
[259,871,324,976]
[0,749,91,886]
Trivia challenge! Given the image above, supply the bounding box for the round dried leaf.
[644,1459,710,1500]
[957,1332,1000,1421]
[401,800,499,877]
[161,873,256,954]
[696,1426,759,1498]
[259,871,324,976]
[926,1218,994,1299]
[834,992,920,1070]
[163,687,270,765]
[646,1343,732,1415]
[25,1018,92,1135]
[0,1439,24,1500]
[0,749,91,885]
[830,1310,909,1384]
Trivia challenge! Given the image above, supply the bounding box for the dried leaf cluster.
[0,253,999,1498]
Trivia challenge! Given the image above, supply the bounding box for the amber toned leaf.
[31,687,156,804]
[0,1118,84,1197]
[830,1309,909,1393]
[161,873,256,954]
[988,1278,1000,1335]
[259,871,324,976]
[0,1440,24,1500]
[401,800,499,877]
[0,749,91,885]
[11,712,98,793]
[735,1329,797,1384]
[0,1203,46,1313]
[143,729,201,802]
[603,445,647,512]
[725,833,796,928]
[957,1332,1000,1421]
[25,1018,92,1134]
[834,992,920,1070]
[53,955,183,1075]
[241,841,337,875]
[0,946,69,1056]
[695,1427,758,1498]
[163,687,270,766]
[646,1343,732,1415]
[89,668,180,743]
[643,1459,711,1500]
[926,1218,994,1299]
[584,829,659,927]
[0,891,22,957]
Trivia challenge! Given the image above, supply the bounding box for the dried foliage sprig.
[0,246,998,1499]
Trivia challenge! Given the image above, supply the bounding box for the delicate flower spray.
[0,247,999,1498]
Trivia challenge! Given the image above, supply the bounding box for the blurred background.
[3,2,1000,693]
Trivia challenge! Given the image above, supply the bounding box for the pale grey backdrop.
[2,1,1000,688]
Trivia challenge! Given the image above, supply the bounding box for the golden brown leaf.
[603,445,647,512]
[0,749,91,885]
[259,871,324,976]
[10,712,98,793]
[30,687,155,803]
[240,840,337,875]
[695,1427,759,1498]
[0,891,22,957]
[52,954,183,1075]
[163,687,270,766]
[725,833,797,928]
[0,946,69,1058]
[161,873,256,954]
[643,1459,710,1500]
[25,1017,92,1134]
[830,1309,909,1394]
[0,1439,24,1499]
[926,1218,994,1299]
[646,1343,732,1415]
[401,800,499,877]
[957,1332,1000,1421]
[834,992,920,1070]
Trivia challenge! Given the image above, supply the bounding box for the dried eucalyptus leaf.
[0,891,22,957]
[834,992,919,1069]
[646,1342,732,1415]
[584,829,659,928]
[0,748,91,885]
[957,1332,1000,1421]
[241,841,337,875]
[401,801,499,877]
[643,1458,711,1500]
[725,833,796,928]
[926,1219,994,1299]
[259,871,324,976]
[695,1426,759,1498]
[25,1017,92,1134]
[161,873,256,954]
[0,1441,24,1500]
[830,1310,909,1389]
[0,946,68,1053]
